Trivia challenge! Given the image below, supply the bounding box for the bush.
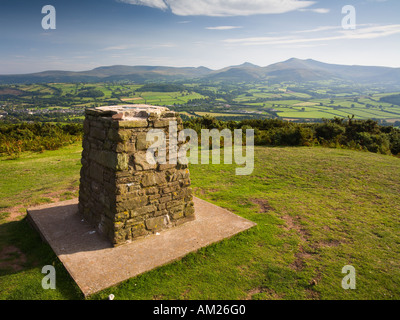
[183,116,400,156]
[315,122,345,141]
[0,123,82,158]
[270,127,300,146]
[389,131,400,155]
[354,132,391,154]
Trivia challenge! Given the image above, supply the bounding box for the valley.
[2,58,400,125]
[1,80,400,126]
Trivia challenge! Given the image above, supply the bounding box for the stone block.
[116,153,129,171]
[145,216,167,231]
[134,152,157,171]
[90,127,106,141]
[116,142,135,153]
[141,172,167,187]
[131,222,147,238]
[136,132,153,151]
[118,120,149,128]
[153,119,171,128]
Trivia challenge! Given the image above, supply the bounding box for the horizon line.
[1,57,400,76]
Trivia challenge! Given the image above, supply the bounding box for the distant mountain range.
[1,58,400,85]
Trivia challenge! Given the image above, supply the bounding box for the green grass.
[0,144,399,300]
[195,112,247,117]
[0,143,82,209]
[126,91,207,106]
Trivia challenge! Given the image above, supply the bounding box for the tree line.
[184,116,400,156]
[1,116,399,159]
[0,123,83,158]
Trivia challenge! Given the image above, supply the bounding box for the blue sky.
[0,0,399,74]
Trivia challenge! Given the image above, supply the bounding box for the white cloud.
[101,42,176,51]
[278,43,328,49]
[338,24,400,40]
[206,26,242,30]
[101,44,137,51]
[293,26,342,34]
[118,0,316,16]
[293,24,376,34]
[154,43,176,47]
[118,0,168,10]
[298,8,330,13]
[223,24,400,46]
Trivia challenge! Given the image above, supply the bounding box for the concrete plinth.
[27,197,256,297]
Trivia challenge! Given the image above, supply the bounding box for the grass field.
[0,143,399,300]
[125,91,206,106]
[195,112,248,117]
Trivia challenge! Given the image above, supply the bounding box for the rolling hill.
[262,58,400,84]
[1,58,400,86]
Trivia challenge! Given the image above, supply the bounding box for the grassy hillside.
[0,143,399,300]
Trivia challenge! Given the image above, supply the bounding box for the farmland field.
[1,82,400,126]
[195,112,250,117]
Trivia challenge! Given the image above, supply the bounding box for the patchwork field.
[2,82,400,124]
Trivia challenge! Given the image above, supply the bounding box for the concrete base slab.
[27,197,256,297]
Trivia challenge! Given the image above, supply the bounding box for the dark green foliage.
[315,122,346,141]
[184,116,400,156]
[2,116,399,161]
[268,126,313,146]
[0,122,83,158]
[136,83,186,92]
[76,88,104,98]
[355,132,391,154]
[388,130,400,155]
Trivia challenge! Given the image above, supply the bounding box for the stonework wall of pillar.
[78,105,195,246]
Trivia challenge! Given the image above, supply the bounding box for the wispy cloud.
[118,0,316,16]
[101,42,175,51]
[298,8,330,14]
[154,43,176,48]
[293,26,343,34]
[293,24,376,34]
[72,56,91,59]
[118,0,168,10]
[223,24,400,46]
[277,43,328,49]
[206,26,242,30]
[101,44,137,51]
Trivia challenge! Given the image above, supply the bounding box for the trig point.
[27,104,256,296]
[78,105,195,246]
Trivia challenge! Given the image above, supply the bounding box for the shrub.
[389,131,400,155]
[315,122,345,141]
[0,122,82,158]
[355,132,391,154]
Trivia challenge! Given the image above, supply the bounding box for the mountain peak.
[284,58,304,62]
[235,62,260,68]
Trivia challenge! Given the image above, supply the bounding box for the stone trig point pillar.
[27,103,256,295]
[78,105,195,246]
